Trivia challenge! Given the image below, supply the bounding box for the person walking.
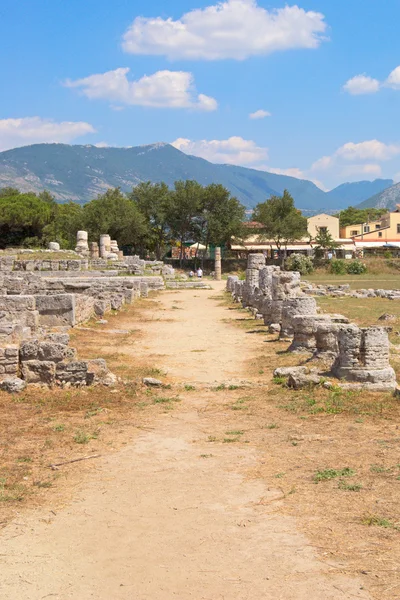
[197,267,203,279]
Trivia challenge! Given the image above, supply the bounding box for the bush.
[284,253,314,275]
[330,259,347,275]
[329,259,367,275]
[346,260,367,274]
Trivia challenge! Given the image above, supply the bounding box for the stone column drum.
[90,242,99,259]
[280,296,317,339]
[332,325,397,390]
[99,234,111,259]
[75,231,89,255]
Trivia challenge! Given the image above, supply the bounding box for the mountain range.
[357,181,400,211]
[0,142,394,212]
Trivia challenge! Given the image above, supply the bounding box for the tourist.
[189,270,194,278]
[197,267,203,279]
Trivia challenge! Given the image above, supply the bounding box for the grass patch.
[362,515,400,530]
[338,480,362,492]
[314,467,355,483]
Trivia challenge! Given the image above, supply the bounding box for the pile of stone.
[227,254,399,392]
[302,281,400,300]
[0,333,116,392]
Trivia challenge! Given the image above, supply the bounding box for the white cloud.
[172,136,268,165]
[122,1,327,60]
[343,74,380,95]
[65,68,217,111]
[311,155,333,171]
[0,117,95,152]
[312,140,400,176]
[336,140,400,161]
[249,109,271,119]
[386,66,400,90]
[340,164,382,178]
[265,166,304,178]
[343,65,400,94]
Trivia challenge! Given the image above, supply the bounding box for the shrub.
[346,260,367,274]
[330,259,347,275]
[284,253,314,275]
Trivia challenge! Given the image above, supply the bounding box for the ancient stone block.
[55,361,88,385]
[21,360,56,384]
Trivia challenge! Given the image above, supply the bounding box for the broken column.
[332,325,397,390]
[226,275,239,292]
[262,271,301,329]
[90,242,99,259]
[110,240,119,255]
[280,296,317,339]
[99,234,111,259]
[75,231,89,256]
[242,253,266,307]
[215,247,222,281]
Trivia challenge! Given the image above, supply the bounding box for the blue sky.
[1,0,400,190]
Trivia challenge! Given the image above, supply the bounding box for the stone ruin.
[0,230,180,392]
[227,253,398,392]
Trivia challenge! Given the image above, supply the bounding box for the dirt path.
[0,283,371,599]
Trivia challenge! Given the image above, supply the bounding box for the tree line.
[0,183,325,259]
[0,182,246,261]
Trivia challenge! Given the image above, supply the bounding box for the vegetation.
[336,206,387,227]
[284,253,314,275]
[253,190,308,258]
[0,181,245,258]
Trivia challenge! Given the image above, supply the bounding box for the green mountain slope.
[0,143,393,211]
[357,182,400,211]
[327,179,393,206]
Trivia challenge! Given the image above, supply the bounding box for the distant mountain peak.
[0,143,394,211]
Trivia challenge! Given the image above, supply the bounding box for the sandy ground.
[0,282,371,599]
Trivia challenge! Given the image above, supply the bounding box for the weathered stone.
[48,242,60,251]
[55,360,88,385]
[75,230,89,255]
[0,377,27,393]
[247,254,266,269]
[273,366,308,378]
[21,360,56,384]
[332,325,397,390]
[143,377,163,387]
[287,372,322,389]
[280,297,317,339]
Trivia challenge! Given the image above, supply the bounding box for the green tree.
[0,191,53,247]
[336,206,387,227]
[42,201,83,248]
[253,190,307,259]
[83,188,147,250]
[312,226,340,259]
[168,180,204,266]
[192,183,246,264]
[130,181,173,259]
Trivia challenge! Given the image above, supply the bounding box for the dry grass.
[220,293,400,600]
[0,295,176,527]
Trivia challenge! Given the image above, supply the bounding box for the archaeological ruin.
[227,253,399,392]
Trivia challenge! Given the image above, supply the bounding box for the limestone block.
[110,295,124,311]
[55,361,88,385]
[140,282,149,298]
[21,360,56,384]
[85,358,109,385]
[0,377,26,393]
[288,372,322,389]
[45,333,70,345]
[35,294,76,327]
[48,242,60,251]
[94,300,110,317]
